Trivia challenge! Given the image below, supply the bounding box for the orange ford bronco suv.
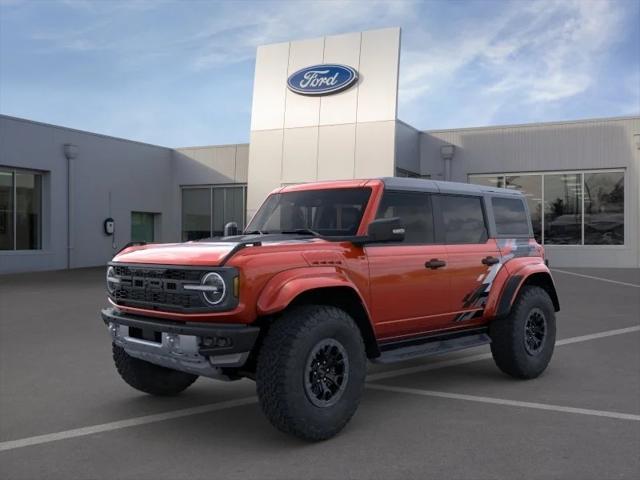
[102,178,559,441]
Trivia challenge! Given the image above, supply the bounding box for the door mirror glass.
[366,217,405,243]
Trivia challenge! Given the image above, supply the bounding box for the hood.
[112,235,322,266]
[112,242,237,266]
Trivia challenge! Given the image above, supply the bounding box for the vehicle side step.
[373,329,491,364]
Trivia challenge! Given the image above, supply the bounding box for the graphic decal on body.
[453,239,539,322]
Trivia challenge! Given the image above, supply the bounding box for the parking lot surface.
[1,267,639,479]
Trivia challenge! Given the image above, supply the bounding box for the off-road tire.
[256,304,367,441]
[490,285,556,379]
[112,344,198,396]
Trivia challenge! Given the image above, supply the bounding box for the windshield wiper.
[244,230,268,235]
[280,228,321,237]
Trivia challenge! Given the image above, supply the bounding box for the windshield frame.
[245,187,373,238]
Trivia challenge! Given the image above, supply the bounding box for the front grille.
[111,265,212,312]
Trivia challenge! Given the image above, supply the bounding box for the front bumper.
[101,307,260,380]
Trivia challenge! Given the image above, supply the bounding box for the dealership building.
[1,27,639,274]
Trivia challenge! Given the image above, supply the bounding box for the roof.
[380,177,522,197]
[274,177,521,197]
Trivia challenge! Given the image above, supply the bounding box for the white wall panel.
[282,127,319,183]
[246,129,284,218]
[319,32,361,126]
[317,124,357,180]
[356,27,400,123]
[250,42,289,131]
[235,144,249,183]
[354,121,396,178]
[284,38,324,128]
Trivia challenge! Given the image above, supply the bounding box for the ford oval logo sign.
[287,64,358,96]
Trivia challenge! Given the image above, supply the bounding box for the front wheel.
[490,286,556,379]
[256,305,367,441]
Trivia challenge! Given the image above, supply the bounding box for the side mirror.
[366,217,405,243]
[223,222,239,237]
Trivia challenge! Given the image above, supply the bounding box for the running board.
[373,328,491,364]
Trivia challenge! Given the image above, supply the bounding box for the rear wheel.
[112,344,198,396]
[256,305,367,441]
[490,286,556,379]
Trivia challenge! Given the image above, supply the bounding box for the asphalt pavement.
[0,266,638,480]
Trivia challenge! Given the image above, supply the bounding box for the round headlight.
[201,272,226,305]
[106,266,119,295]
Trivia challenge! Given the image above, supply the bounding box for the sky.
[0,0,638,147]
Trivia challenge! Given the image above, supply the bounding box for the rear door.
[435,194,501,325]
[366,190,451,340]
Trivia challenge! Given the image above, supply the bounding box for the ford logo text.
[287,64,358,96]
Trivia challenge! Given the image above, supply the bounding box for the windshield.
[246,188,372,237]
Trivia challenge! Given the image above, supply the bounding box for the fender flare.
[486,262,560,318]
[257,266,369,316]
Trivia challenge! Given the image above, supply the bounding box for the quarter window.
[440,195,488,244]
[376,191,434,244]
[492,197,530,236]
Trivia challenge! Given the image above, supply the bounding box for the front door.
[436,194,501,325]
[366,191,451,340]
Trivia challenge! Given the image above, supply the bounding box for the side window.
[376,191,434,244]
[492,197,530,236]
[440,195,488,244]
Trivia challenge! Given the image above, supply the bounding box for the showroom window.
[469,169,624,245]
[182,185,247,241]
[0,168,42,251]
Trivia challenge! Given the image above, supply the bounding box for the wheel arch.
[287,286,380,359]
[496,270,560,318]
[256,269,380,359]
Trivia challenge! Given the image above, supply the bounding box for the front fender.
[484,259,557,318]
[256,267,365,316]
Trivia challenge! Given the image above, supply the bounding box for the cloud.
[398,0,628,125]
[187,0,415,71]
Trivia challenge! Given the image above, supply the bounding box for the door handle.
[482,256,500,266]
[425,259,446,269]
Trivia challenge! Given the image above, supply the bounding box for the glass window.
[210,186,246,237]
[0,171,13,250]
[246,188,371,236]
[1,169,42,251]
[469,175,504,188]
[15,172,42,250]
[182,188,211,241]
[492,197,530,236]
[212,187,225,237]
[505,175,542,242]
[584,171,624,245]
[440,195,488,244]
[224,186,245,231]
[376,191,434,244]
[182,185,247,240]
[131,212,155,243]
[544,173,582,245]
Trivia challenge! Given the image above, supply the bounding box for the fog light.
[166,333,180,352]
